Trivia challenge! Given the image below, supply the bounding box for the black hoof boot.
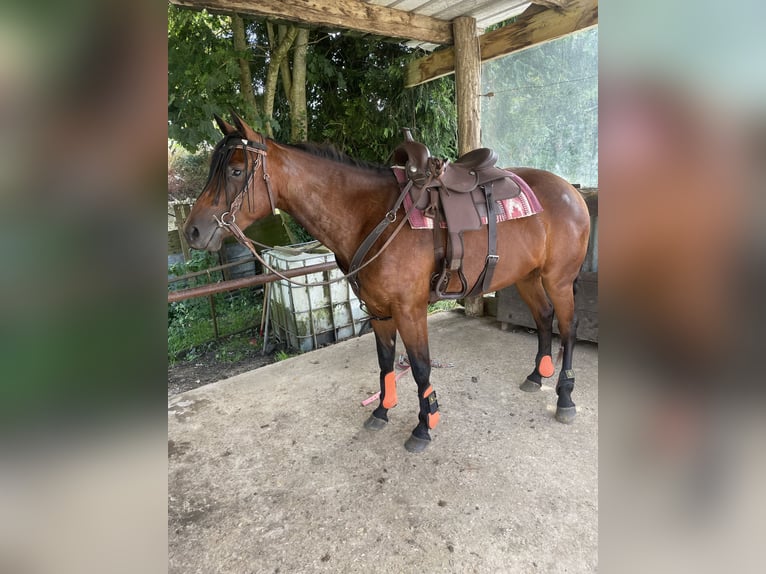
[404,433,431,453]
[363,414,388,431]
[520,371,542,392]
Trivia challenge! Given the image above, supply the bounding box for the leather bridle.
[212,134,275,230]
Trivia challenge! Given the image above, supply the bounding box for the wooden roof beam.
[405,0,598,87]
[169,0,454,45]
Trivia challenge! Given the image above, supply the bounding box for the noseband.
[213,134,276,231]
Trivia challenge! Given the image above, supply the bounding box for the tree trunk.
[263,22,298,138]
[289,28,309,142]
[231,14,259,119]
[276,25,293,102]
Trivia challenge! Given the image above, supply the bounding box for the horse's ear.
[214,113,237,136]
[230,111,260,141]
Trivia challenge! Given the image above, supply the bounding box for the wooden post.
[454,16,481,156]
[173,202,192,261]
[454,16,485,317]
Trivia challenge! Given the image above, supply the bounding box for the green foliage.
[168,144,211,199]
[168,250,263,363]
[282,213,314,244]
[168,7,458,161]
[168,249,219,280]
[168,6,270,150]
[214,334,258,363]
[168,293,262,364]
[427,300,458,314]
[400,77,458,159]
[306,34,456,162]
[274,350,291,362]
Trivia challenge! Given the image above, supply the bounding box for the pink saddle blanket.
[393,168,543,230]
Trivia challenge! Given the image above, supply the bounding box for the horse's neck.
[275,150,395,269]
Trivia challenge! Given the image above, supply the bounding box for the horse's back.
[510,167,590,245]
[510,167,589,222]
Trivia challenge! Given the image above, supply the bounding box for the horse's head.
[183,113,276,251]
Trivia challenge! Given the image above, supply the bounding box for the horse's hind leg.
[363,319,398,430]
[515,273,556,392]
[544,277,580,424]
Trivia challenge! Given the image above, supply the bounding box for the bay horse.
[183,114,591,452]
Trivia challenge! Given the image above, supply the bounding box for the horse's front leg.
[363,318,398,430]
[394,306,439,453]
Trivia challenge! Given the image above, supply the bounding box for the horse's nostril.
[189,226,200,240]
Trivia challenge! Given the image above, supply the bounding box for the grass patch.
[214,336,258,363]
[168,295,262,364]
[168,330,265,371]
[427,300,459,314]
[168,294,263,362]
[274,350,291,362]
[168,249,266,365]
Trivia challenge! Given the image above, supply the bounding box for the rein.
[212,137,419,290]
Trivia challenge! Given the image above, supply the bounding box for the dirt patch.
[168,350,277,396]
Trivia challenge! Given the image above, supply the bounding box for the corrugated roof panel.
[366,0,532,28]
[366,0,534,50]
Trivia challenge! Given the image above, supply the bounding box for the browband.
[224,136,267,153]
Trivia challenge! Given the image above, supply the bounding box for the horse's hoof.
[520,378,542,392]
[363,414,388,431]
[404,434,431,453]
[555,406,577,424]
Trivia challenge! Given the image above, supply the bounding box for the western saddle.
[392,129,521,300]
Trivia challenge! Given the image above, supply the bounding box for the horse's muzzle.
[183,219,222,251]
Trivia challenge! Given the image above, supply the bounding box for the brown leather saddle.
[392,129,521,300]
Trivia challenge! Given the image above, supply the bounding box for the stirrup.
[433,268,468,300]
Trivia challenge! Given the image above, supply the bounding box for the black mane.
[288,142,391,174]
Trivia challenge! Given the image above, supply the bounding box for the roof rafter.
[406,0,598,87]
[169,0,454,45]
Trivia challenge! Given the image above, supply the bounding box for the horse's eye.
[231,168,242,177]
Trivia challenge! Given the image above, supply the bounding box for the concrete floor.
[168,311,598,573]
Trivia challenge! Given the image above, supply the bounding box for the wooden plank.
[575,271,598,342]
[579,187,598,217]
[168,229,183,255]
[405,0,598,87]
[169,0,453,45]
[480,0,597,62]
[173,203,192,260]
